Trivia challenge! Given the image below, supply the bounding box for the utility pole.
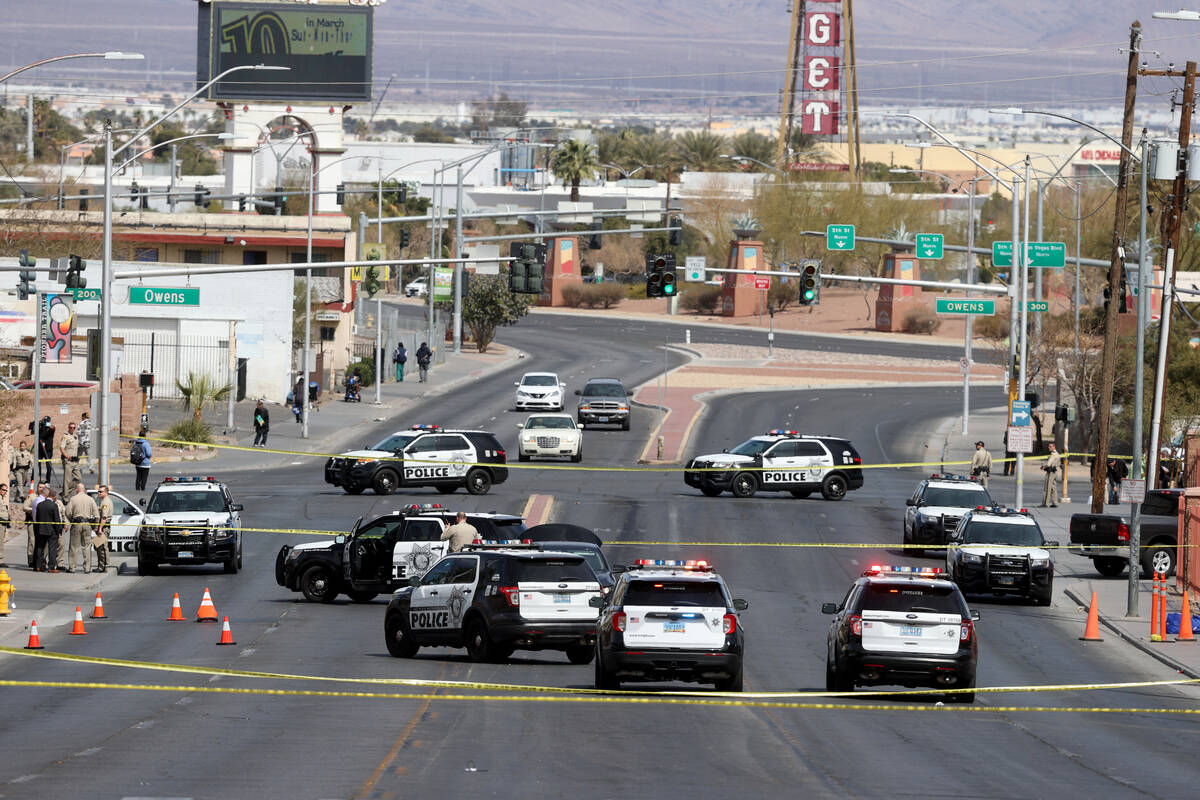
[26,93,33,164]
[844,0,862,181]
[774,0,804,167]
[1090,21,1140,514]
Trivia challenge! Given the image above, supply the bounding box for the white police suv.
[685,429,864,500]
[903,473,993,554]
[945,506,1058,606]
[136,476,243,575]
[324,424,508,496]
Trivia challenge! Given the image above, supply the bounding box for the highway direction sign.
[1010,400,1031,427]
[129,287,199,306]
[935,298,995,315]
[992,241,1067,268]
[915,233,944,259]
[826,224,855,250]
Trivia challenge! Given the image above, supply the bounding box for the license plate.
[664,621,686,632]
[552,593,571,604]
[177,551,193,559]
[997,575,1015,586]
[899,625,923,637]
[597,417,608,423]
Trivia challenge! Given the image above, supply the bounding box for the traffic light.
[65,254,86,290]
[646,254,666,298]
[399,229,410,249]
[668,218,682,247]
[588,221,602,250]
[16,250,35,300]
[1118,266,1128,313]
[237,195,247,212]
[78,188,88,212]
[508,242,546,294]
[798,260,820,305]
[1055,404,1073,423]
[336,183,346,205]
[393,186,407,204]
[1103,285,1112,314]
[274,186,286,211]
[129,181,149,210]
[461,269,472,300]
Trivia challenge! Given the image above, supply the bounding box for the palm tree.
[731,130,778,169]
[626,132,677,183]
[676,131,729,172]
[551,139,599,202]
[595,132,628,181]
[176,372,232,423]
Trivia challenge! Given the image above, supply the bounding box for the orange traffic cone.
[25,619,44,649]
[1179,590,1196,643]
[216,616,236,646]
[1079,591,1104,642]
[166,592,185,622]
[69,605,87,635]
[1160,572,1172,643]
[1151,573,1162,642]
[90,591,107,620]
[195,587,218,623]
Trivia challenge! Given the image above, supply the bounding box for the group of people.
[8,414,94,492]
[1,480,112,574]
[970,439,1063,507]
[393,342,433,383]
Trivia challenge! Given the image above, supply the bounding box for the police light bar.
[863,565,945,577]
[766,429,798,436]
[410,424,442,431]
[629,559,714,571]
[404,503,444,512]
[464,539,537,549]
[162,476,217,483]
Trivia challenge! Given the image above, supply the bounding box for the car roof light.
[629,558,713,571]
[766,429,798,436]
[410,424,442,431]
[863,565,945,577]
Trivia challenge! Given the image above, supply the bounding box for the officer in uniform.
[0,483,11,567]
[970,441,993,489]
[94,484,113,573]
[60,422,82,495]
[64,482,99,574]
[10,440,33,493]
[440,512,479,553]
[1040,443,1062,508]
[54,488,69,571]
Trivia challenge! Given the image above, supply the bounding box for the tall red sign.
[800,2,842,138]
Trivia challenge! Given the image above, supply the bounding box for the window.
[243,250,268,266]
[435,435,470,450]
[370,433,416,453]
[420,559,456,585]
[859,584,965,615]
[406,436,441,454]
[403,520,443,542]
[515,558,594,582]
[445,557,478,585]
[766,442,799,458]
[183,249,219,264]
[624,580,727,607]
[795,441,827,457]
[134,247,159,262]
[356,519,404,540]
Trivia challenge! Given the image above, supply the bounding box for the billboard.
[197,1,373,102]
[42,293,75,364]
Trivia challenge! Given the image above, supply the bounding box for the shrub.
[164,417,212,446]
[626,281,648,300]
[348,358,375,387]
[902,307,943,335]
[769,280,799,311]
[680,284,722,314]
[578,282,625,309]
[973,309,1011,341]
[560,284,586,308]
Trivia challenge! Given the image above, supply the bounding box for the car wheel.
[714,669,743,692]
[464,618,494,662]
[571,447,582,464]
[1035,583,1053,606]
[343,485,365,495]
[1093,556,1126,577]
[300,565,338,604]
[594,652,620,690]
[223,556,239,574]
[372,469,399,496]
[821,474,848,501]
[137,556,157,576]
[621,418,630,431]
[518,451,530,462]
[385,613,419,658]
[565,644,594,664]
[790,489,813,499]
[347,590,378,603]
[700,486,723,497]
[730,472,757,498]
[825,659,838,692]
[1141,545,1176,577]
[951,678,976,704]
[465,468,492,495]
[435,485,457,495]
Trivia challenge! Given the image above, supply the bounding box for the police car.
[945,506,1057,606]
[135,476,243,575]
[324,424,508,496]
[822,565,979,702]
[383,542,603,663]
[276,504,527,603]
[684,430,864,500]
[592,559,749,692]
[903,473,993,555]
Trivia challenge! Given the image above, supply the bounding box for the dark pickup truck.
[1069,489,1180,577]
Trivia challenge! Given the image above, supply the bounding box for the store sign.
[799,2,842,138]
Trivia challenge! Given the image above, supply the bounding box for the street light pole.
[454,164,464,354]
[1013,168,1027,510]
[964,179,976,435]
[1129,138,1150,616]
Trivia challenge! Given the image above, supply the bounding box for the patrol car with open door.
[684,429,864,500]
[324,424,508,496]
[903,473,993,555]
[275,504,527,603]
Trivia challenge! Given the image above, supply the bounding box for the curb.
[1062,586,1200,679]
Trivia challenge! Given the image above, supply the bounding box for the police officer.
[38,417,55,486]
[54,487,69,571]
[64,482,98,574]
[0,483,11,567]
[11,440,33,494]
[1040,443,1062,508]
[970,441,992,489]
[440,512,478,553]
[77,412,93,473]
[94,484,113,573]
[60,421,82,495]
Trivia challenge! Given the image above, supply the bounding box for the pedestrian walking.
[131,432,152,491]
[1106,457,1129,504]
[416,342,432,383]
[60,421,82,494]
[94,484,112,573]
[1001,429,1015,476]
[64,482,98,574]
[1040,443,1062,508]
[0,483,11,567]
[24,482,46,568]
[393,342,407,382]
[292,377,305,424]
[33,487,61,572]
[970,441,993,489]
[77,412,93,473]
[253,400,270,448]
[38,417,55,486]
[440,511,479,553]
[10,440,33,494]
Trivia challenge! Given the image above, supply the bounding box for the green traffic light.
[802,289,815,300]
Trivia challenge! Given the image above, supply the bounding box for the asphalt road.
[0,318,1193,799]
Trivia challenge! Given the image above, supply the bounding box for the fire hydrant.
[0,570,13,616]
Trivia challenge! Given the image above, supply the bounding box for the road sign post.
[935,298,996,315]
[915,233,944,260]
[826,224,855,251]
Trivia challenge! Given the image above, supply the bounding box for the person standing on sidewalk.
[132,432,152,492]
[292,377,305,424]
[970,441,992,489]
[1001,429,1015,476]
[33,487,61,572]
[253,400,270,448]
[10,440,33,493]
[393,342,407,382]
[1040,443,1062,508]
[64,482,98,574]
[416,342,432,383]
[77,412,93,473]
[94,484,112,573]
[1106,457,1129,504]
[60,421,82,495]
[54,488,68,571]
[24,482,46,568]
[39,417,55,487]
[0,483,11,567]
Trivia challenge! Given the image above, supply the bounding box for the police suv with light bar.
[684,430,864,500]
[903,473,993,554]
[384,542,603,663]
[823,565,979,702]
[136,476,243,575]
[276,504,527,604]
[593,559,749,691]
[324,424,508,496]
[945,506,1058,605]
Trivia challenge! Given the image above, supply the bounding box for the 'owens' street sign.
[935,298,995,315]
[129,287,200,306]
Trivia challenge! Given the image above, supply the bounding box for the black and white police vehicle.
[276,504,527,603]
[823,565,980,702]
[324,424,508,496]
[593,559,748,692]
[135,476,243,575]
[383,542,603,663]
[903,473,993,554]
[945,506,1057,606]
[684,429,864,500]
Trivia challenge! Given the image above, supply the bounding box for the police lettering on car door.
[762,469,808,484]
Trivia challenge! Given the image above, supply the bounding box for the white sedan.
[514,372,565,411]
[404,277,428,297]
[518,414,583,462]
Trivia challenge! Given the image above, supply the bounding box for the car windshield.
[859,584,965,614]
[522,375,559,387]
[728,438,772,456]
[550,546,609,572]
[921,487,990,507]
[624,580,726,607]
[515,558,594,582]
[962,521,1043,546]
[583,384,625,397]
[370,433,417,452]
[526,416,575,429]
[146,490,227,514]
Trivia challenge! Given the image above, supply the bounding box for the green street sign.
[71,287,102,301]
[826,224,855,251]
[936,297,995,315]
[1027,300,1049,312]
[991,241,1066,268]
[915,233,944,260]
[129,286,200,306]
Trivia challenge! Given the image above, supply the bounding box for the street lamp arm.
[890,113,1008,184]
[113,132,233,174]
[0,51,143,84]
[996,109,1141,160]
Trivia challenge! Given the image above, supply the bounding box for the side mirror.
[611,564,626,574]
[335,534,346,544]
[905,498,917,506]
[138,498,146,508]
[574,389,582,396]
[970,610,981,621]
[123,504,137,515]
[588,596,606,608]
[1045,540,1060,549]
[721,448,729,454]
[230,503,244,512]
[559,382,566,388]
[514,382,520,387]
[516,423,524,430]
[409,575,421,586]
[821,602,839,614]
[732,598,749,611]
